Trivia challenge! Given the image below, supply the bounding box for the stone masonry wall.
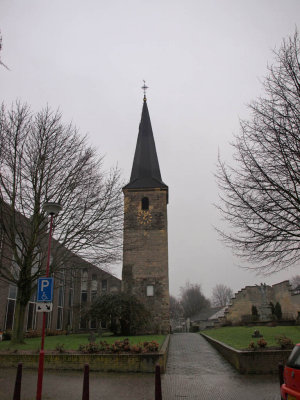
[225,280,300,323]
[122,188,170,334]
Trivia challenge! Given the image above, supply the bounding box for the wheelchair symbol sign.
[37,278,53,302]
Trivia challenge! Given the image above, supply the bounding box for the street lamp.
[36,202,62,400]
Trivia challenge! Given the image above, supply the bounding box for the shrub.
[55,343,66,353]
[143,341,159,352]
[2,330,12,341]
[257,338,267,348]
[130,344,143,353]
[46,330,67,336]
[99,341,110,352]
[276,335,294,349]
[25,330,41,338]
[79,343,100,354]
[248,341,257,351]
[189,325,199,333]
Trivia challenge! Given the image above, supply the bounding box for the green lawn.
[202,326,300,349]
[0,333,166,351]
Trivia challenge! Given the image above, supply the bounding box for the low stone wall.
[0,335,170,373]
[201,333,291,374]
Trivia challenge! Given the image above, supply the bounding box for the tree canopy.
[216,30,300,273]
[88,292,150,336]
[0,102,123,342]
[180,282,210,319]
[211,284,233,307]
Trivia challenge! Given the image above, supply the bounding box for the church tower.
[122,93,170,334]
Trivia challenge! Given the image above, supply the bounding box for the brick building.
[0,235,121,334]
[122,95,170,334]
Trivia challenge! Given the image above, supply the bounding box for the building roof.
[190,307,222,322]
[123,98,168,190]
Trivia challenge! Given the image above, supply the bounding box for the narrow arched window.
[141,197,149,210]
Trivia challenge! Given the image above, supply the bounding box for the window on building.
[68,288,73,308]
[58,286,64,307]
[56,308,63,330]
[91,274,98,291]
[27,302,36,331]
[90,318,97,329]
[26,291,36,331]
[45,312,52,329]
[141,197,149,210]
[80,317,88,329]
[101,279,107,292]
[81,269,88,291]
[146,285,154,297]
[67,310,72,328]
[5,300,16,330]
[5,285,17,330]
[56,279,64,330]
[81,291,87,303]
[91,291,97,302]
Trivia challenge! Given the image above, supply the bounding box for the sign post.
[36,202,62,400]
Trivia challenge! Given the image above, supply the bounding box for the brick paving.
[162,333,280,399]
[0,333,281,399]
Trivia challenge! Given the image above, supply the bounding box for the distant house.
[190,307,225,330]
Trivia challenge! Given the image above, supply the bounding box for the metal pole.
[278,362,284,387]
[155,364,162,400]
[82,364,89,400]
[36,214,54,400]
[13,362,22,400]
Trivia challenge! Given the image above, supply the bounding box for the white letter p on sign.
[41,280,49,291]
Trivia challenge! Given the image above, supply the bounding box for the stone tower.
[122,95,170,334]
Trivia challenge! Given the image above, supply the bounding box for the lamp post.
[36,202,62,400]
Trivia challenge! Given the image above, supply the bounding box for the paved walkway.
[0,333,281,399]
[162,333,280,399]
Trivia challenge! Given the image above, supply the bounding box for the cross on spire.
[141,80,148,101]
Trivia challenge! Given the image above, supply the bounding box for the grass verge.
[0,334,166,351]
[202,326,300,349]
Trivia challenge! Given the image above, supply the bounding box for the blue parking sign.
[37,277,53,302]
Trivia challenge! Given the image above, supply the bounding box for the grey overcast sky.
[1,0,300,299]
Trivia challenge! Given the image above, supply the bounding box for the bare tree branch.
[216,30,300,274]
[0,102,123,342]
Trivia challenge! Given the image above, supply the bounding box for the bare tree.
[216,30,300,274]
[0,31,9,70]
[290,275,300,289]
[211,284,233,307]
[180,282,210,319]
[0,102,123,343]
[169,295,183,321]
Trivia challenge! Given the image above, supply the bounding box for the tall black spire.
[124,98,167,190]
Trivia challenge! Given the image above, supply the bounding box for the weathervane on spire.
[141,80,148,101]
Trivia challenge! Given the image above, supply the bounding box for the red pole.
[13,362,22,400]
[36,214,54,400]
[82,364,89,400]
[155,364,162,400]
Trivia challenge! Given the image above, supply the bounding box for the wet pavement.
[162,333,280,399]
[0,333,281,399]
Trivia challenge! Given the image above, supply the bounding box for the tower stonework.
[122,97,170,334]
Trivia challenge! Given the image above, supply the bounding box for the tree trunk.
[11,299,27,344]
[12,281,31,343]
